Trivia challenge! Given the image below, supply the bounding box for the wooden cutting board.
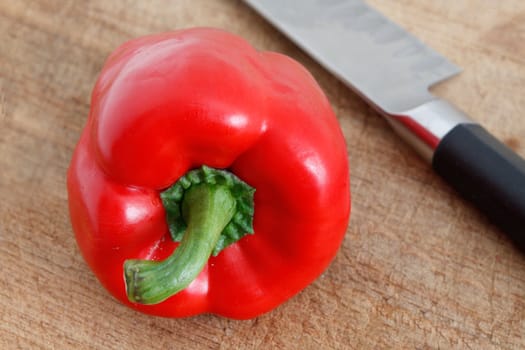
[1,1,525,348]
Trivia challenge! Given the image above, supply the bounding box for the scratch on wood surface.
[0,85,6,124]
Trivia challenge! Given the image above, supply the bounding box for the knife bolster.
[384,99,473,162]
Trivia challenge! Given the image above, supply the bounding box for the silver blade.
[245,0,461,114]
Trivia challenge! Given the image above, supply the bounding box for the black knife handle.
[432,123,525,249]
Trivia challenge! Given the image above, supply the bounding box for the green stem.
[124,183,236,304]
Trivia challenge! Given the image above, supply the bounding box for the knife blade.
[245,0,525,251]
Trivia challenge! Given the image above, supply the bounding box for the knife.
[244,0,525,250]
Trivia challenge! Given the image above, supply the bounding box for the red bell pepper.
[67,28,350,319]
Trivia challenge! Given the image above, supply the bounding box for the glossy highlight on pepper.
[67,28,351,319]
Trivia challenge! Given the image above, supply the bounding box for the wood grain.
[1,0,525,349]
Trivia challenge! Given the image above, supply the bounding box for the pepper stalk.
[124,166,255,304]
